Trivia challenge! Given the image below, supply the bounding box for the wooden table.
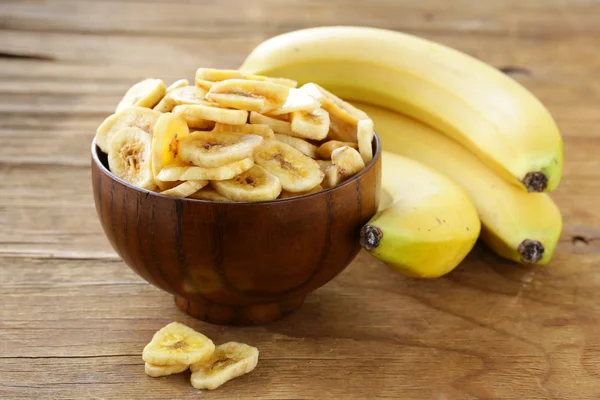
[1,1,599,399]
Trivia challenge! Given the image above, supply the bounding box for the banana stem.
[518,239,545,263]
[360,225,383,251]
[522,172,548,192]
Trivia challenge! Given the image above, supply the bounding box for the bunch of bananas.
[240,26,563,278]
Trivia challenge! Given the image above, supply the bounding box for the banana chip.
[213,123,275,138]
[173,104,248,126]
[161,180,209,198]
[317,140,359,159]
[301,83,368,142]
[108,127,156,190]
[357,118,374,164]
[142,322,215,366]
[154,85,210,113]
[254,139,324,192]
[289,108,330,140]
[152,113,190,190]
[166,79,190,92]
[279,184,323,199]
[190,342,259,390]
[96,107,161,154]
[179,131,263,168]
[315,159,332,173]
[269,88,320,115]
[116,78,166,112]
[189,188,232,202]
[212,165,282,202]
[145,362,189,378]
[274,134,318,159]
[329,145,365,185]
[249,112,294,136]
[157,158,254,182]
[207,79,290,113]
[195,68,297,90]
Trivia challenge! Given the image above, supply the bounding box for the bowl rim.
[91,132,381,205]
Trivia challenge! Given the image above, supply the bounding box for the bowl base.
[174,295,305,326]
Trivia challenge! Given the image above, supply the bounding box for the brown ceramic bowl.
[91,136,381,325]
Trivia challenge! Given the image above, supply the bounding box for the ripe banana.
[240,26,564,192]
[357,103,562,265]
[361,152,480,278]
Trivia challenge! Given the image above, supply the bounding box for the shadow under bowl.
[91,135,381,325]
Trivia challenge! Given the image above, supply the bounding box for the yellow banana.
[361,152,480,278]
[356,103,562,265]
[240,26,563,193]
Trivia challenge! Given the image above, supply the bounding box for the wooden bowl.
[91,136,381,325]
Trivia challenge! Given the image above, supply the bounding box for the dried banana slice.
[173,104,248,126]
[107,127,156,190]
[157,158,254,182]
[190,342,259,390]
[317,140,359,159]
[145,362,189,378]
[166,79,190,92]
[315,159,332,173]
[206,79,290,113]
[189,188,232,202]
[116,78,166,112]
[274,134,317,159]
[142,322,215,366]
[301,83,368,142]
[289,108,330,140]
[211,165,282,202]
[357,118,374,164]
[154,85,210,113]
[152,113,190,190]
[161,180,209,198]
[179,131,263,168]
[269,88,319,116]
[213,123,275,138]
[279,184,323,199]
[96,107,161,154]
[249,112,294,136]
[323,146,365,188]
[195,68,297,90]
[254,139,323,192]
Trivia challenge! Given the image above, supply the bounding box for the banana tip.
[522,172,548,192]
[360,225,383,251]
[518,239,545,264]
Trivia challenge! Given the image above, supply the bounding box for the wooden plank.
[2,251,600,399]
[2,0,600,39]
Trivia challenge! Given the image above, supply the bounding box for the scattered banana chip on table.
[95,68,375,201]
[142,322,215,366]
[190,342,259,390]
[142,322,259,391]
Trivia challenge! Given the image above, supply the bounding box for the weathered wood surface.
[1,0,600,399]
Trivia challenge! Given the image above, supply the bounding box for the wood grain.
[1,0,600,398]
